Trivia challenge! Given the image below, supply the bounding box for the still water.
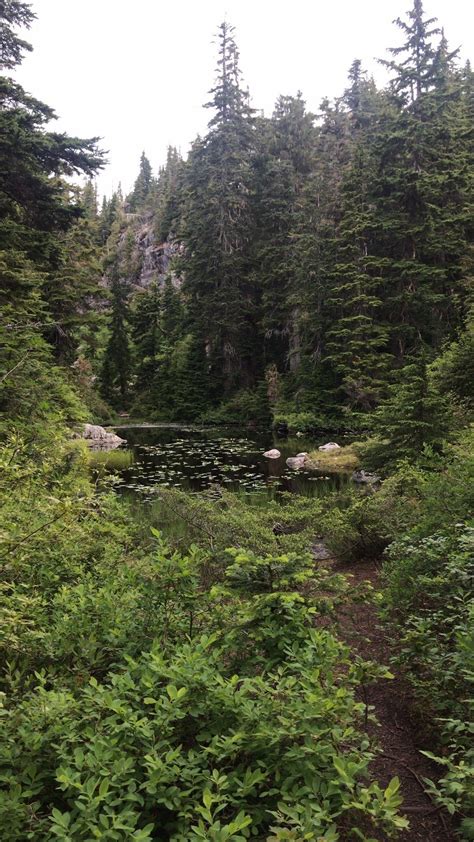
[105,425,349,500]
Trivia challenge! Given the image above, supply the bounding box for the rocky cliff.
[105,210,183,291]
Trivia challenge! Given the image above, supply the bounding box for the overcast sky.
[14,0,474,199]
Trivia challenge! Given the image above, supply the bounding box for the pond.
[94,424,350,501]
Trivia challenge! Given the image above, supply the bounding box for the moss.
[306,444,360,472]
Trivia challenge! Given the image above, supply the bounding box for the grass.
[87,448,134,474]
[306,444,360,472]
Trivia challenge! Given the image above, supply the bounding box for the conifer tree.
[373,1,470,358]
[132,283,162,399]
[0,1,104,424]
[253,94,316,374]
[100,271,132,408]
[128,152,153,212]
[155,146,184,241]
[365,354,451,471]
[182,22,258,401]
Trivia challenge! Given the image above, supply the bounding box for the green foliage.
[201,383,272,427]
[100,274,132,409]
[0,433,408,841]
[148,486,326,559]
[0,1,104,430]
[383,527,474,823]
[127,151,153,212]
[362,356,452,473]
[430,317,474,410]
[2,3,474,838]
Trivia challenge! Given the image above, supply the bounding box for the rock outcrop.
[82,424,126,450]
[109,212,182,292]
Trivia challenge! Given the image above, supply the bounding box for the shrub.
[0,437,406,841]
[383,527,474,825]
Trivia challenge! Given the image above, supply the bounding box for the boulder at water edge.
[82,423,126,450]
[286,455,307,470]
[263,448,281,459]
[318,442,341,452]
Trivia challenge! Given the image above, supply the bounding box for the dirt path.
[331,556,457,842]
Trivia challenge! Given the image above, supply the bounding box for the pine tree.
[324,71,393,410]
[154,146,184,241]
[131,283,162,399]
[43,186,104,364]
[82,178,98,222]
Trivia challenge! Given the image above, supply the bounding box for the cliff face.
[133,213,182,288]
[105,211,183,291]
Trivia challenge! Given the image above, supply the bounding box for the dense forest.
[0,1,473,840]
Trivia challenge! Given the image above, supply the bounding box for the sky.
[14,0,474,199]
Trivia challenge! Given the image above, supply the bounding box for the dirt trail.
[332,556,457,842]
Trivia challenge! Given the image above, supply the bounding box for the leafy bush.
[146,487,325,559]
[319,467,422,563]
[0,436,407,841]
[273,410,333,435]
[383,527,474,825]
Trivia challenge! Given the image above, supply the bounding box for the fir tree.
[100,271,132,408]
[128,152,153,212]
[182,21,258,399]
[365,354,451,471]
[0,0,104,424]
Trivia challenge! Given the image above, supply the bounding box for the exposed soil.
[331,557,458,842]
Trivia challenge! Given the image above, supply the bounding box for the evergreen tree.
[100,271,132,408]
[155,146,184,241]
[131,283,162,399]
[182,22,258,400]
[372,1,470,358]
[324,73,393,410]
[253,94,316,374]
[364,354,451,471]
[128,151,153,212]
[0,1,104,424]
[82,178,98,222]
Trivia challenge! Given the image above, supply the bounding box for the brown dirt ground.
[330,556,458,842]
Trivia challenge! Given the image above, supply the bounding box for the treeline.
[2,1,472,438]
[0,0,109,436]
[97,2,473,434]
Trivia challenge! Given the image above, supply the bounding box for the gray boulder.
[318,442,341,452]
[263,448,281,459]
[82,424,126,450]
[286,455,307,470]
